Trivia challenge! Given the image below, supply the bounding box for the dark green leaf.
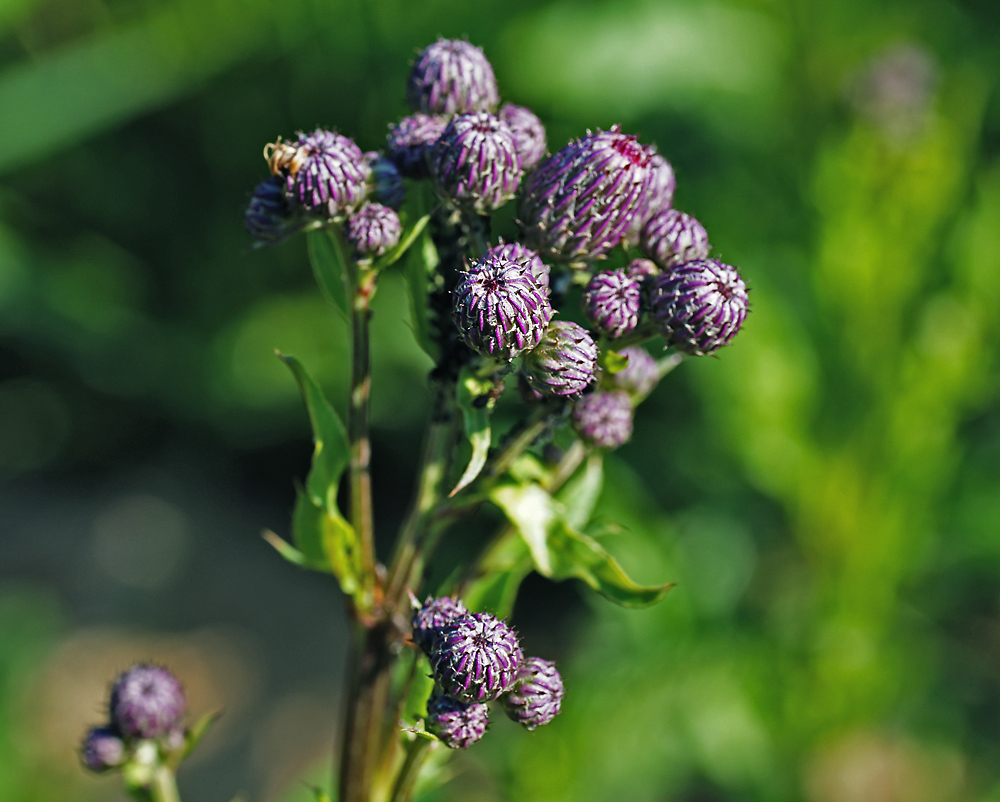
[450,366,498,496]
[181,710,221,760]
[376,213,431,269]
[307,228,350,319]
[404,226,440,360]
[601,348,629,375]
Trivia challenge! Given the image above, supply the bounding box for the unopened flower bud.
[611,346,659,398]
[501,657,564,731]
[80,726,125,772]
[499,103,547,171]
[572,390,633,449]
[641,209,710,268]
[345,202,402,258]
[582,269,643,339]
[522,321,599,398]
[270,129,370,219]
[627,258,659,283]
[452,252,552,360]
[245,176,298,246]
[366,152,405,209]
[387,114,449,179]
[407,39,499,115]
[412,596,469,654]
[626,151,676,246]
[431,113,522,213]
[110,664,186,740]
[486,242,550,292]
[520,126,652,265]
[426,694,489,749]
[430,613,523,703]
[649,259,749,355]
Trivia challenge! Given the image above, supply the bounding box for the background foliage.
[2,0,1000,800]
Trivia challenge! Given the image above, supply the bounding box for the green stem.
[149,767,181,802]
[388,738,436,802]
[657,351,684,379]
[481,406,552,482]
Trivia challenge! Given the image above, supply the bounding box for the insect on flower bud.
[649,259,749,355]
[386,113,449,179]
[80,726,126,772]
[407,39,500,115]
[501,657,564,731]
[641,208,710,268]
[521,321,599,398]
[582,269,643,339]
[499,103,548,171]
[344,202,402,259]
[430,612,523,703]
[572,390,633,449]
[426,694,489,749]
[412,596,469,654]
[109,664,187,740]
[431,113,522,214]
[269,129,370,219]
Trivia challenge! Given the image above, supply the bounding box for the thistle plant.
[81,37,750,802]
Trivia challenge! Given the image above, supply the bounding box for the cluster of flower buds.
[411,596,564,748]
[80,663,187,774]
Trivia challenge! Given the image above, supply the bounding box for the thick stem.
[149,767,181,802]
[388,738,436,802]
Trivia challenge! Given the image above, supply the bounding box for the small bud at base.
[80,726,125,772]
[501,657,564,731]
[426,694,490,748]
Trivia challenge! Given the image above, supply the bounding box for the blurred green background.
[2,0,1000,800]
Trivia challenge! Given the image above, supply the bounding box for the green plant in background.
[78,38,751,802]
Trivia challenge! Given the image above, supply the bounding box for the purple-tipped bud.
[649,259,749,355]
[366,152,405,209]
[501,657,564,731]
[426,694,489,749]
[626,151,677,246]
[582,269,643,339]
[387,114,449,179]
[452,252,552,360]
[519,126,652,265]
[430,612,523,703]
[412,596,469,654]
[345,202,402,258]
[487,241,550,292]
[499,103,547,171]
[245,176,299,246]
[612,346,659,398]
[627,258,659,283]
[572,390,633,449]
[269,129,370,219]
[641,209,710,268]
[110,664,186,740]
[407,39,499,115]
[431,113,522,213]
[522,321,599,398]
[80,726,125,771]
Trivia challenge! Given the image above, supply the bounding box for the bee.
[263,137,308,177]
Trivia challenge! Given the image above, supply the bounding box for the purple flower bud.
[626,151,676,245]
[519,126,652,265]
[344,202,402,258]
[522,321,599,398]
[487,241,550,292]
[80,726,125,771]
[452,252,552,360]
[641,209,710,268]
[572,390,633,449]
[612,346,659,398]
[627,258,659,283]
[412,596,469,654]
[499,103,547,171]
[501,657,564,731]
[430,612,523,703]
[269,129,370,219]
[426,694,489,749]
[387,114,449,179]
[431,113,522,214]
[245,176,299,246]
[366,152,405,209]
[582,269,643,339]
[109,664,186,740]
[649,259,749,355]
[407,39,499,115]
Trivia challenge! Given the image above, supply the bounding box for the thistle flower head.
[80,726,125,772]
[487,241,550,292]
[522,321,599,398]
[519,126,652,265]
[571,390,633,449]
[641,208,710,268]
[386,113,449,179]
[452,252,552,360]
[612,346,659,398]
[426,694,490,749]
[109,664,186,740]
[501,657,564,731]
[407,39,500,115]
[270,129,370,219]
[366,152,405,209]
[649,259,749,355]
[499,103,547,171]
[431,112,522,213]
[245,176,298,246]
[582,269,643,339]
[344,202,402,258]
[412,596,469,654]
[430,612,523,703]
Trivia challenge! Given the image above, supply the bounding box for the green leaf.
[450,366,498,496]
[181,710,221,760]
[307,228,350,319]
[490,483,556,573]
[600,348,629,375]
[291,491,360,591]
[556,452,604,530]
[462,531,533,618]
[404,227,440,360]
[375,212,431,269]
